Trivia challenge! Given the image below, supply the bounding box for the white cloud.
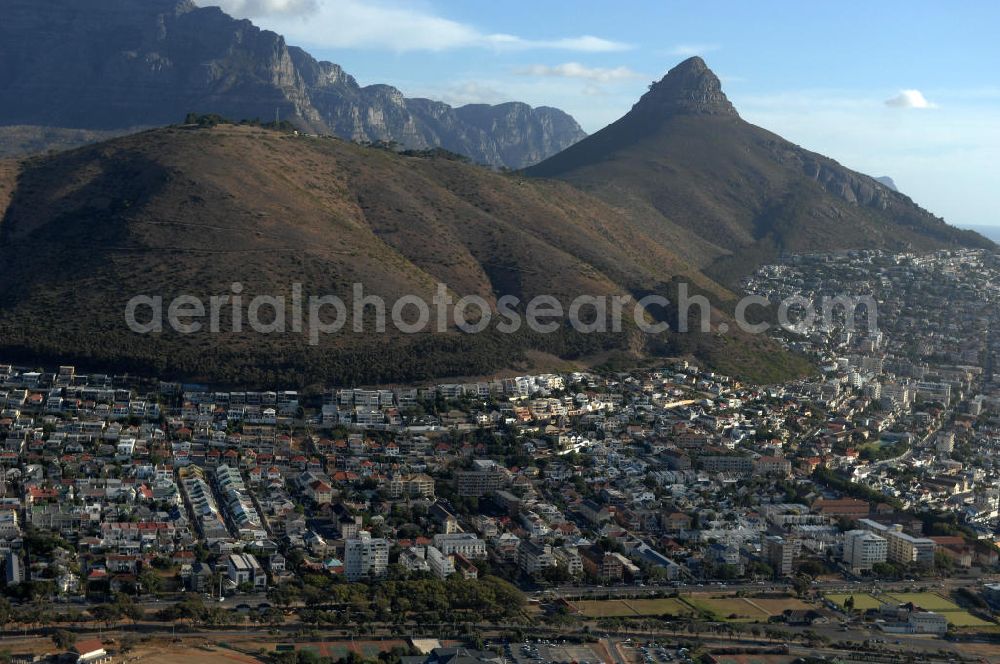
[211,0,319,17]
[667,43,721,57]
[885,89,936,109]
[224,0,630,52]
[432,82,512,107]
[527,36,631,53]
[515,62,641,82]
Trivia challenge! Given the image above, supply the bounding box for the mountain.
[0,126,141,159]
[0,125,809,387]
[0,0,586,168]
[875,176,899,192]
[526,57,994,282]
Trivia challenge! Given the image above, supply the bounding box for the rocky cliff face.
[0,0,586,168]
[633,56,739,118]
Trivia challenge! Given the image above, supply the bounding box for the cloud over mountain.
[515,62,641,82]
[885,89,936,109]
[213,0,319,17]
[241,0,629,52]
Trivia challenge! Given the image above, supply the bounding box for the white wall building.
[432,533,487,559]
[843,530,887,572]
[345,531,389,581]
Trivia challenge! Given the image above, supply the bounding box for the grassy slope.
[0,125,810,387]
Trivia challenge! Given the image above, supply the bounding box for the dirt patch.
[129,644,264,664]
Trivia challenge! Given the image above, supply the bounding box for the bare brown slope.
[0,161,16,218]
[0,125,809,386]
[526,58,994,283]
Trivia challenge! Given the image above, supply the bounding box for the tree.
[0,598,12,633]
[115,595,144,623]
[797,560,826,577]
[51,630,76,651]
[541,564,571,586]
[139,569,163,595]
[791,575,812,598]
[264,607,285,627]
[844,595,855,613]
[268,585,300,608]
[90,603,124,629]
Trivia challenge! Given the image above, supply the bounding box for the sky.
[211,0,1000,229]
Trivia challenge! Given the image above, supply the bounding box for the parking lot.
[505,639,607,664]
[621,640,695,664]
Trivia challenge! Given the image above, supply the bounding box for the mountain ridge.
[0,0,586,168]
[525,57,993,281]
[0,124,810,387]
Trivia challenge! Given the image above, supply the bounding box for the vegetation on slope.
[0,124,810,387]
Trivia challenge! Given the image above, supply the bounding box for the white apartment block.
[432,533,487,559]
[426,545,455,579]
[345,531,389,581]
[858,519,936,565]
[843,530,887,572]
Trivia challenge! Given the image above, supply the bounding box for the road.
[530,574,996,601]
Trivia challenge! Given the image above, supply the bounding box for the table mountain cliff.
[0,124,811,387]
[0,0,586,168]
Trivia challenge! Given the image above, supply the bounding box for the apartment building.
[858,519,936,565]
[432,533,487,559]
[226,552,266,591]
[345,531,389,581]
[456,459,505,497]
[843,530,888,572]
[761,535,796,576]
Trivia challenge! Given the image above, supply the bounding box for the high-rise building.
[344,531,389,581]
[843,530,888,572]
[761,535,796,576]
[858,519,936,565]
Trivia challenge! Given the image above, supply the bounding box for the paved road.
[530,575,994,600]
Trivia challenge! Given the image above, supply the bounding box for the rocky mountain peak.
[875,176,899,192]
[634,56,738,117]
[169,0,197,13]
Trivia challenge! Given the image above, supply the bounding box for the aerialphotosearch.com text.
[125,282,878,344]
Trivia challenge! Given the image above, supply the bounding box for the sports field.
[885,592,960,611]
[574,597,692,617]
[684,596,770,621]
[577,594,816,622]
[825,593,885,610]
[626,598,695,616]
[574,599,641,617]
[826,591,995,628]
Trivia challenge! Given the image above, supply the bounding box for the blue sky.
[213,0,1000,229]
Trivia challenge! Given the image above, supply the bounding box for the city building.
[455,459,505,497]
[345,531,389,581]
[761,535,796,576]
[843,530,888,572]
[226,552,266,591]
